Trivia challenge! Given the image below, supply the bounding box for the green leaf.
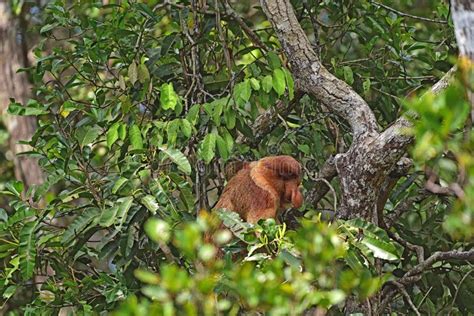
[8,100,48,116]
[222,128,234,153]
[134,269,160,284]
[250,78,260,91]
[267,51,282,69]
[272,68,286,96]
[298,144,310,154]
[99,197,134,228]
[129,124,143,150]
[2,285,17,300]
[224,108,236,129]
[141,195,159,214]
[279,249,301,268]
[216,134,229,161]
[128,61,138,85]
[361,236,399,261]
[99,206,119,228]
[118,75,126,90]
[62,208,100,244]
[106,122,120,148]
[262,75,273,93]
[345,218,392,240]
[40,23,59,34]
[211,99,225,126]
[168,173,194,212]
[159,147,192,175]
[343,66,354,85]
[19,221,37,280]
[120,95,132,114]
[180,119,192,138]
[215,209,252,241]
[112,177,128,194]
[75,125,101,148]
[186,104,200,125]
[115,197,134,229]
[345,247,366,271]
[138,63,150,83]
[0,208,7,222]
[233,80,252,104]
[363,78,371,95]
[118,123,127,140]
[166,119,180,145]
[198,133,216,164]
[5,181,24,198]
[160,83,178,110]
[144,218,170,243]
[283,68,295,100]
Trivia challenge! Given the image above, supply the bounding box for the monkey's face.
[260,156,303,209]
[282,178,303,208]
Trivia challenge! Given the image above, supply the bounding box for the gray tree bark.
[451,0,474,118]
[259,0,456,223]
[0,2,43,187]
[257,0,468,313]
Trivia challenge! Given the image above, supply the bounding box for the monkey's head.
[259,156,303,209]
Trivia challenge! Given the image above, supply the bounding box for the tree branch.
[222,0,267,51]
[378,248,474,313]
[260,0,379,140]
[238,91,304,146]
[382,66,457,152]
[305,156,337,206]
[371,1,448,24]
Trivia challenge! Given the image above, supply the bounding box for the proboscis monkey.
[215,155,303,223]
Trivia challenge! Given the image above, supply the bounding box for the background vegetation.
[0,0,472,315]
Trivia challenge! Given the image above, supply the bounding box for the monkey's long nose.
[291,189,303,208]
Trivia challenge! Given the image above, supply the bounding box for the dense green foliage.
[0,0,473,315]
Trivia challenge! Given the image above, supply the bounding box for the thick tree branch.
[383,66,458,151]
[260,0,378,140]
[451,0,474,119]
[259,0,458,220]
[378,248,474,313]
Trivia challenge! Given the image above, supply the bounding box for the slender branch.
[238,91,304,146]
[380,66,457,152]
[371,1,448,24]
[392,281,422,316]
[222,0,267,51]
[378,248,474,313]
[305,156,337,206]
[403,249,474,281]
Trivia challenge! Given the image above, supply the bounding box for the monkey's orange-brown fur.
[215,156,303,223]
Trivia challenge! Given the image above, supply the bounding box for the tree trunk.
[451,0,474,117]
[0,3,43,187]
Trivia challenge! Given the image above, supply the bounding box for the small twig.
[417,286,433,310]
[320,178,337,212]
[222,0,267,51]
[307,174,338,212]
[378,249,474,313]
[387,230,424,264]
[215,0,233,72]
[392,281,421,316]
[371,1,448,24]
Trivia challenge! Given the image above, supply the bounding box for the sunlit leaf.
[159,147,192,175]
[129,124,144,150]
[272,68,286,96]
[160,83,178,110]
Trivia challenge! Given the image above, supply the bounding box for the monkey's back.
[215,168,274,222]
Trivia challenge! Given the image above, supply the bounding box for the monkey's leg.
[246,207,278,223]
